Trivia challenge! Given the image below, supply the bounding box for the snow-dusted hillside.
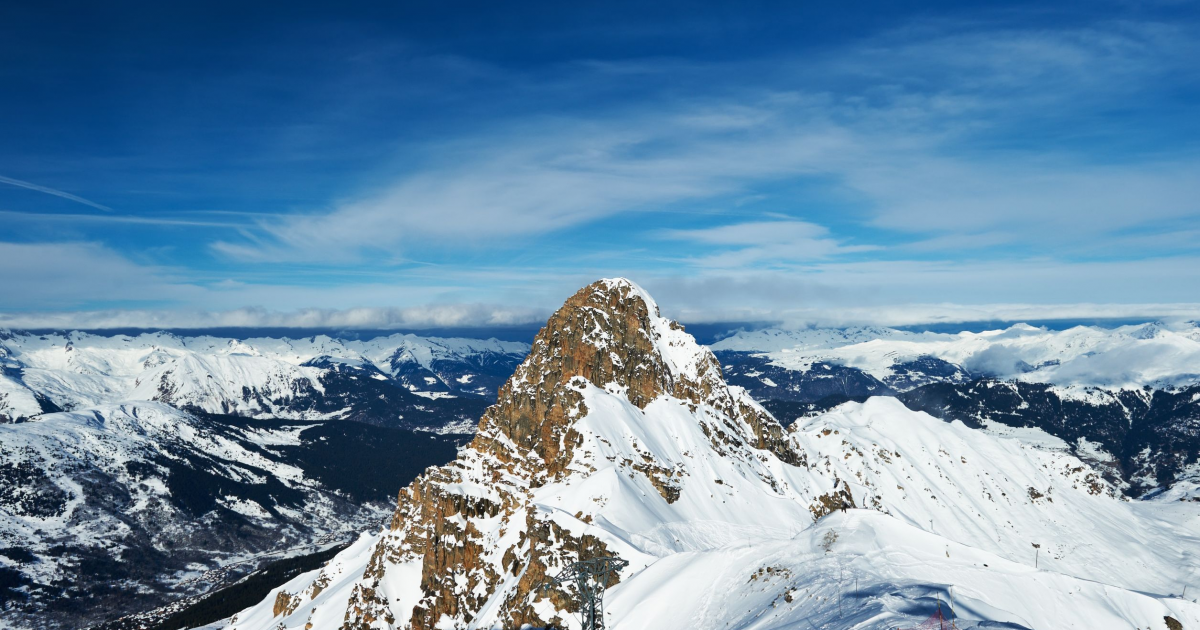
[221,279,1200,630]
[0,331,528,428]
[0,403,461,630]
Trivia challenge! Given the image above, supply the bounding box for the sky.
[2,0,1199,330]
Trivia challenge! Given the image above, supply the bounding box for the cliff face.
[326,278,802,630]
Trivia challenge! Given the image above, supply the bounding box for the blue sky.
[2,0,1199,329]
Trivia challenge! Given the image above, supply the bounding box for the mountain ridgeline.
[4,284,1200,630]
[0,331,529,429]
[714,344,1200,496]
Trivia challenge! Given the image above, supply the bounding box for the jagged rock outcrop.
[475,279,800,477]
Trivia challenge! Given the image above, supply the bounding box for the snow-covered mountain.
[712,324,1200,497]
[220,279,1200,630]
[712,322,1200,389]
[0,331,529,430]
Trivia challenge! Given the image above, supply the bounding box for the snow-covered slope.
[221,279,1200,630]
[0,331,528,427]
[713,323,1200,497]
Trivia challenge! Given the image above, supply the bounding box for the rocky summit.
[223,279,1200,630]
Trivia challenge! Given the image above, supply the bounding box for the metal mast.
[538,556,629,630]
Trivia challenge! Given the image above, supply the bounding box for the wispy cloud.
[0,210,251,228]
[662,220,879,269]
[0,242,193,309]
[210,112,853,262]
[208,19,1200,266]
[0,303,546,331]
[0,175,113,212]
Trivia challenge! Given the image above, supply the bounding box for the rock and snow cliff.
[222,279,1200,630]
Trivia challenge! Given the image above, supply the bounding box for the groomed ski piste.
[214,280,1200,630]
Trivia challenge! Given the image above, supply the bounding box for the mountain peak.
[472,278,797,479]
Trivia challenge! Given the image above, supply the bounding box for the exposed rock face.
[808,478,857,521]
[476,279,799,477]
[335,279,801,630]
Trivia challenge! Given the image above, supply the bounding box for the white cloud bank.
[5,242,1200,331]
[3,300,1198,333]
[0,303,544,331]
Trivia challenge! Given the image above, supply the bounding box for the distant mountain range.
[711,321,1200,389]
[0,330,530,429]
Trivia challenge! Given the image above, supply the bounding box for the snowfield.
[220,280,1200,630]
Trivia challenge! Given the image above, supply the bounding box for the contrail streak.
[0,174,113,212]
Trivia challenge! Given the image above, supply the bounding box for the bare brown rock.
[809,479,857,521]
[272,591,300,618]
